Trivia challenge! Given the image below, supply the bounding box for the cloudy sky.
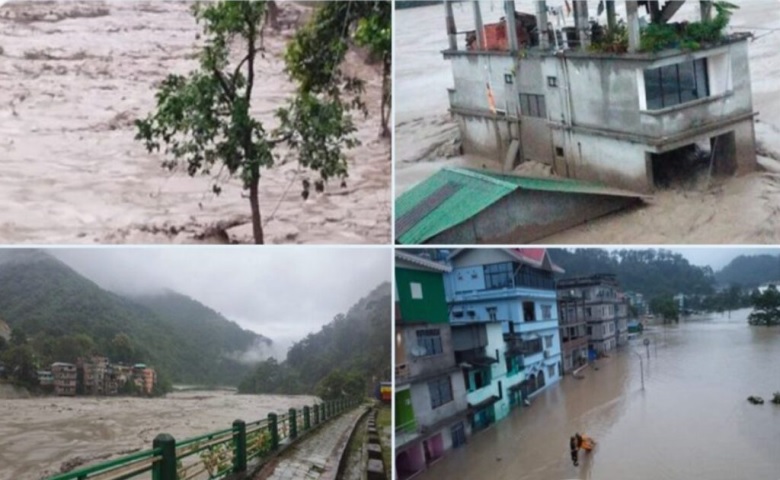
[50,247,390,352]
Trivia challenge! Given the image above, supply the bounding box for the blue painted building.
[443,248,565,423]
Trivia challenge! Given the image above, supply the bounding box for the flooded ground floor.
[0,390,316,480]
[416,309,780,480]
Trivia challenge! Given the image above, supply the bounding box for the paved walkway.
[255,407,367,480]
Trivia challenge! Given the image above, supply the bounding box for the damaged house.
[443,0,757,193]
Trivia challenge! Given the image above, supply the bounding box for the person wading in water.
[569,436,579,466]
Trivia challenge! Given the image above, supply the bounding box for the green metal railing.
[45,398,361,480]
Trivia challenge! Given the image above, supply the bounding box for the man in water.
[569,436,579,466]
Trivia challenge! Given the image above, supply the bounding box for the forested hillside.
[549,249,715,299]
[0,250,267,386]
[714,254,780,288]
[238,282,391,400]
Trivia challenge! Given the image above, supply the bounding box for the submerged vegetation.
[748,285,780,326]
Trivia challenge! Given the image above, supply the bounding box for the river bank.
[0,390,318,480]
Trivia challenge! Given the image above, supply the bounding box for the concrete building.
[445,249,564,400]
[79,355,109,395]
[51,362,77,396]
[132,364,156,395]
[557,289,589,374]
[557,274,628,355]
[37,370,54,387]
[395,251,470,480]
[442,0,757,193]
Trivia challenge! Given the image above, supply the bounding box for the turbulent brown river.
[418,309,780,480]
[0,390,317,480]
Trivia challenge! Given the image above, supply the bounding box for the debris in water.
[772,392,780,405]
[748,396,764,405]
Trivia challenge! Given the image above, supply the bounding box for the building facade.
[557,291,589,374]
[395,251,470,480]
[51,362,77,396]
[445,249,564,401]
[443,0,756,193]
[557,274,629,355]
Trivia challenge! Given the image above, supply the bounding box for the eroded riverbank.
[0,390,317,480]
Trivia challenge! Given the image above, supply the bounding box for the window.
[547,76,558,87]
[541,305,552,320]
[416,329,443,356]
[587,326,592,336]
[548,365,555,377]
[519,93,547,118]
[555,146,564,157]
[410,282,423,300]
[484,262,514,289]
[429,376,453,408]
[504,73,514,84]
[487,307,498,321]
[644,58,709,110]
[544,335,553,348]
[523,302,536,322]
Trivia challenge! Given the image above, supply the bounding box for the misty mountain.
[238,282,391,396]
[0,250,268,386]
[714,254,780,288]
[549,248,715,299]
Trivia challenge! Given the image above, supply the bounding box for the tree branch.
[232,54,250,83]
[212,67,236,104]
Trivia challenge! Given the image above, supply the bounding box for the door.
[451,422,467,448]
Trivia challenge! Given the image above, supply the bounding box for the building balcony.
[395,363,461,387]
[561,336,589,352]
[516,319,558,333]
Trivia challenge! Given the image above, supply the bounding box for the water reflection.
[418,309,780,480]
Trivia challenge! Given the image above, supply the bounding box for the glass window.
[410,282,423,300]
[416,329,443,356]
[541,305,552,320]
[484,262,514,290]
[537,95,547,118]
[429,376,453,408]
[520,94,531,116]
[644,59,710,110]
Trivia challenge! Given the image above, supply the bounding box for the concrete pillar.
[626,1,641,52]
[536,0,549,49]
[700,0,712,21]
[606,0,617,31]
[648,1,661,23]
[574,0,590,49]
[445,0,457,50]
[505,0,519,52]
[473,1,485,50]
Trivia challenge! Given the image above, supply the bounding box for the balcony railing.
[516,319,558,333]
[561,336,588,351]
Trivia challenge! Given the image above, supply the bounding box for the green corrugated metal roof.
[395,167,645,244]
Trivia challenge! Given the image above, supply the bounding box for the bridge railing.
[45,398,362,480]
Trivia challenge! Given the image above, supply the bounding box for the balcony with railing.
[504,336,543,357]
[516,319,559,333]
[561,335,588,352]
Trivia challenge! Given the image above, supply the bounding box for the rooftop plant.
[640,1,739,52]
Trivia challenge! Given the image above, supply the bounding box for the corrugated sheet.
[395,167,646,244]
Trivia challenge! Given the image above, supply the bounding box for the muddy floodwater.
[0,390,317,480]
[418,309,780,480]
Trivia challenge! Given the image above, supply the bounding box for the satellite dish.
[410,346,427,357]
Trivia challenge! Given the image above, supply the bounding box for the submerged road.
[255,406,367,480]
[417,309,780,480]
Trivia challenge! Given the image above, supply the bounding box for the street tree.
[650,296,679,324]
[748,285,780,326]
[136,1,363,244]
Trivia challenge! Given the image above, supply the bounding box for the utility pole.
[644,338,650,360]
[633,351,644,390]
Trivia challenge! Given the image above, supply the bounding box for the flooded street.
[418,309,780,480]
[396,1,780,244]
[0,390,317,480]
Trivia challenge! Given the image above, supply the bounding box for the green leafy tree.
[650,296,679,324]
[1,344,38,388]
[109,333,137,364]
[748,285,780,326]
[316,369,366,401]
[136,1,364,244]
[10,328,27,346]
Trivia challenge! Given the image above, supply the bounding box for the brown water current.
[417,309,780,480]
[0,390,317,480]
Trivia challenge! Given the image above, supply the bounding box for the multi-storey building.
[557,289,589,374]
[51,362,77,396]
[395,250,469,480]
[443,0,756,193]
[79,355,109,395]
[445,248,564,402]
[557,274,628,355]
